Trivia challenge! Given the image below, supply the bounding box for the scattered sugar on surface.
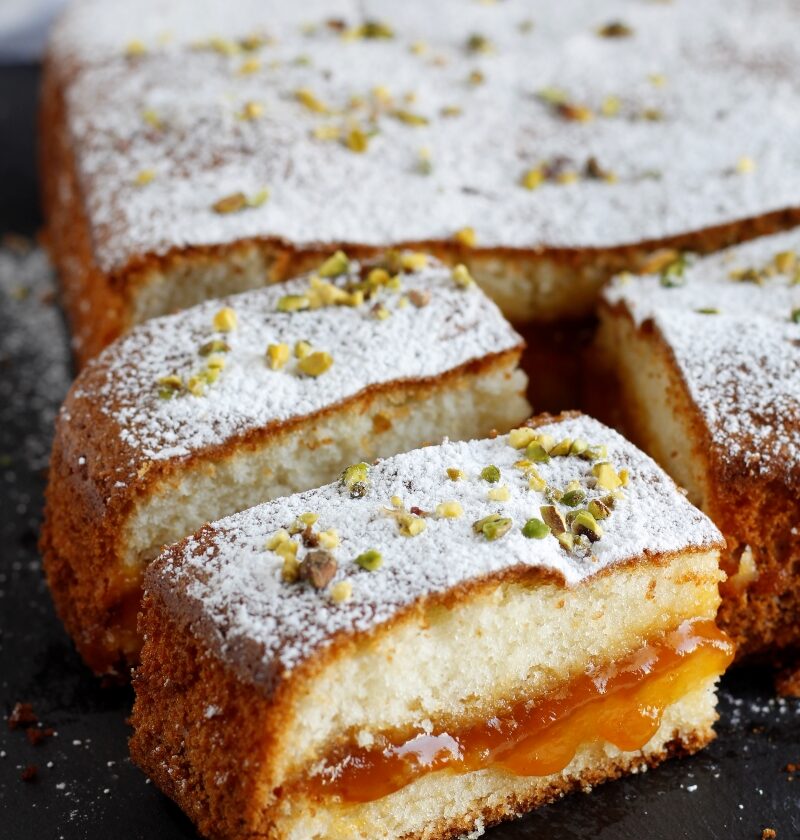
[152,415,722,688]
[50,0,800,271]
[604,229,800,488]
[71,258,520,483]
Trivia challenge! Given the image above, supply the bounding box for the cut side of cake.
[42,0,800,361]
[598,232,800,665]
[41,253,528,675]
[130,413,732,840]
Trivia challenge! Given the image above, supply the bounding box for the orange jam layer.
[306,620,733,804]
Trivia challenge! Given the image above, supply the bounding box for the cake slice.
[41,253,528,675]
[598,232,800,666]
[130,413,732,840]
[43,0,800,362]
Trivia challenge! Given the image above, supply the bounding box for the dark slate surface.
[0,64,798,840]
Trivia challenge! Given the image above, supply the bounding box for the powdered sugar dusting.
[148,415,722,688]
[603,230,800,488]
[73,258,520,470]
[50,0,800,273]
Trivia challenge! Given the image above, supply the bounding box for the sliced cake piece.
[598,232,800,664]
[130,413,732,840]
[41,254,528,675]
[43,0,800,362]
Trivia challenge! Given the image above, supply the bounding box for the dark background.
[0,65,798,840]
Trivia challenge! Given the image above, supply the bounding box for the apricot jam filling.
[304,620,733,804]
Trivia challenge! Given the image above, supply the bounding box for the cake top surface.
[603,230,800,489]
[148,414,723,689]
[62,255,521,479]
[51,0,800,272]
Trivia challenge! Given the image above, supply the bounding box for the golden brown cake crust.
[40,349,522,674]
[40,56,800,366]
[130,588,714,840]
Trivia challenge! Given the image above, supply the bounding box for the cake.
[41,253,529,675]
[42,0,800,363]
[598,232,800,666]
[130,413,733,840]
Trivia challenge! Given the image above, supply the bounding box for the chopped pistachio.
[281,553,301,583]
[775,251,797,273]
[390,495,404,509]
[436,501,464,519]
[525,442,550,463]
[441,105,463,118]
[508,428,537,449]
[792,308,800,324]
[452,264,475,288]
[592,462,622,490]
[199,339,230,356]
[571,510,603,542]
[134,168,156,187]
[408,289,431,308]
[521,168,544,190]
[319,250,350,277]
[298,549,338,589]
[480,464,501,483]
[186,374,206,396]
[157,373,183,399]
[446,467,464,481]
[372,303,391,320]
[298,350,334,377]
[201,367,220,384]
[549,438,572,457]
[266,528,291,550]
[556,532,575,551]
[312,124,341,141]
[391,109,429,126]
[266,342,290,370]
[466,33,493,53]
[295,87,328,113]
[212,192,247,214]
[212,307,237,332]
[695,307,719,315]
[468,69,485,85]
[569,438,588,457]
[247,188,270,208]
[238,57,261,74]
[298,512,318,526]
[352,20,394,39]
[561,481,586,507]
[330,579,353,603]
[318,528,340,550]
[142,108,163,129]
[619,468,630,486]
[601,95,621,117]
[205,354,226,371]
[294,340,312,359]
[400,252,428,271]
[527,469,547,493]
[581,443,608,461]
[597,20,633,37]
[454,227,477,248]
[277,294,310,313]
[660,252,689,287]
[240,100,264,120]
[345,126,369,153]
[341,462,370,498]
[522,518,550,539]
[397,513,427,537]
[355,548,383,571]
[556,102,593,122]
[735,156,755,174]
[126,39,147,57]
[472,513,513,541]
[540,504,566,535]
[488,485,511,502]
[588,499,611,520]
